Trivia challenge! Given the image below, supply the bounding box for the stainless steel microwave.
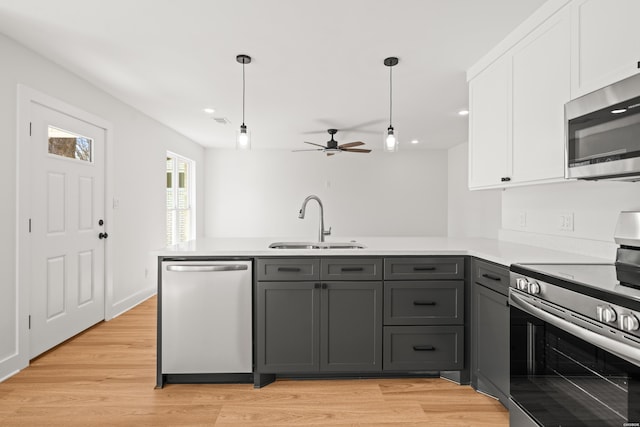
[565,72,640,181]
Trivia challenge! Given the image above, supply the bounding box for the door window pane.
[48,126,93,162]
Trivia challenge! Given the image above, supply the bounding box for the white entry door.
[29,102,106,358]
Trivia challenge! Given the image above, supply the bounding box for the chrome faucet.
[298,195,331,242]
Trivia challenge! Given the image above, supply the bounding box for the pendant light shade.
[236,54,251,150]
[383,57,399,152]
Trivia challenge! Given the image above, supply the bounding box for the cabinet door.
[571,0,640,97]
[469,55,511,189]
[320,282,382,372]
[256,282,320,373]
[474,284,509,407]
[512,7,570,183]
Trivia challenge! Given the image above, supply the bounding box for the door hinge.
[28,315,31,330]
[28,218,31,233]
[29,122,32,136]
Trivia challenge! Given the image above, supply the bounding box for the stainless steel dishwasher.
[160,260,252,375]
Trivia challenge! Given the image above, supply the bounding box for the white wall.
[204,149,448,239]
[0,33,204,379]
[447,142,502,238]
[500,180,640,260]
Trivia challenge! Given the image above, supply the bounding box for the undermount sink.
[269,241,365,249]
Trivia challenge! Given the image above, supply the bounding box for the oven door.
[510,290,640,426]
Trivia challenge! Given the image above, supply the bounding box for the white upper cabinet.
[468,4,570,190]
[468,55,511,188]
[468,0,639,190]
[511,7,570,183]
[571,0,640,98]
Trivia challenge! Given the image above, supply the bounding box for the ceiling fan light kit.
[383,56,399,153]
[236,54,251,150]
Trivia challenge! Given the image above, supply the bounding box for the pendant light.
[236,54,251,150]
[383,56,399,152]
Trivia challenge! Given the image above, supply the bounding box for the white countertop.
[155,237,610,267]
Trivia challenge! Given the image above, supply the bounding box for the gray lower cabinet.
[384,325,464,371]
[256,281,320,372]
[383,257,465,372]
[321,281,382,371]
[256,258,383,374]
[471,258,510,408]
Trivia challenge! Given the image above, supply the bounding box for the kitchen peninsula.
[155,236,607,394]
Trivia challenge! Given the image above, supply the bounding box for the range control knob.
[597,305,617,323]
[620,314,640,332]
[516,278,529,291]
[528,281,540,295]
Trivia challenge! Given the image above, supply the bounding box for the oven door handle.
[510,291,640,367]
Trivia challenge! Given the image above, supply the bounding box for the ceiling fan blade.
[304,141,327,148]
[293,148,324,152]
[339,141,365,148]
[342,148,372,153]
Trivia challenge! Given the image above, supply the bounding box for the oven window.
[511,306,640,426]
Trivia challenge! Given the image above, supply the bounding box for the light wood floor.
[0,296,508,426]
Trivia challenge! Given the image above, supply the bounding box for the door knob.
[99,232,109,239]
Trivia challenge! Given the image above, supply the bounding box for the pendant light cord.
[242,61,246,126]
[389,64,393,128]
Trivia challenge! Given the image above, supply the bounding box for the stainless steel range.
[509,212,640,426]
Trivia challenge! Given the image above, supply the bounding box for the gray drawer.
[384,257,464,280]
[383,325,464,371]
[473,258,509,296]
[384,281,464,325]
[256,258,320,281]
[321,258,383,281]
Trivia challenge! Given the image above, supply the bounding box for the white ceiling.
[0,0,546,150]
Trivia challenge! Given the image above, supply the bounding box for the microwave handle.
[510,291,640,367]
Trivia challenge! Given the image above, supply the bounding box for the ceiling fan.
[293,129,372,156]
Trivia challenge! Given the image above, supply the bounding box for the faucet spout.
[298,195,331,242]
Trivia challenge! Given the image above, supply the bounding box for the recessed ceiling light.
[411,139,419,144]
[203,108,215,114]
[611,108,627,114]
[458,109,469,116]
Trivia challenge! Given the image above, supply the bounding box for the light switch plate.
[559,212,574,231]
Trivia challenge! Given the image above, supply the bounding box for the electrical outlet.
[518,212,527,228]
[559,212,574,231]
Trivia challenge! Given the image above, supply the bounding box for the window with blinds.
[166,153,195,246]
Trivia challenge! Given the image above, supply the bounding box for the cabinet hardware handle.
[413,301,436,306]
[481,273,501,281]
[277,267,301,272]
[501,177,511,182]
[322,283,328,289]
[314,283,321,289]
[506,300,510,307]
[413,345,435,351]
[98,232,109,239]
[341,267,364,272]
[413,266,436,271]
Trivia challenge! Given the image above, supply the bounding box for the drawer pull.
[413,301,436,306]
[413,345,436,351]
[413,266,436,271]
[341,267,364,272]
[481,273,501,281]
[277,267,301,272]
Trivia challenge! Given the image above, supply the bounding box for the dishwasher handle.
[166,264,249,273]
